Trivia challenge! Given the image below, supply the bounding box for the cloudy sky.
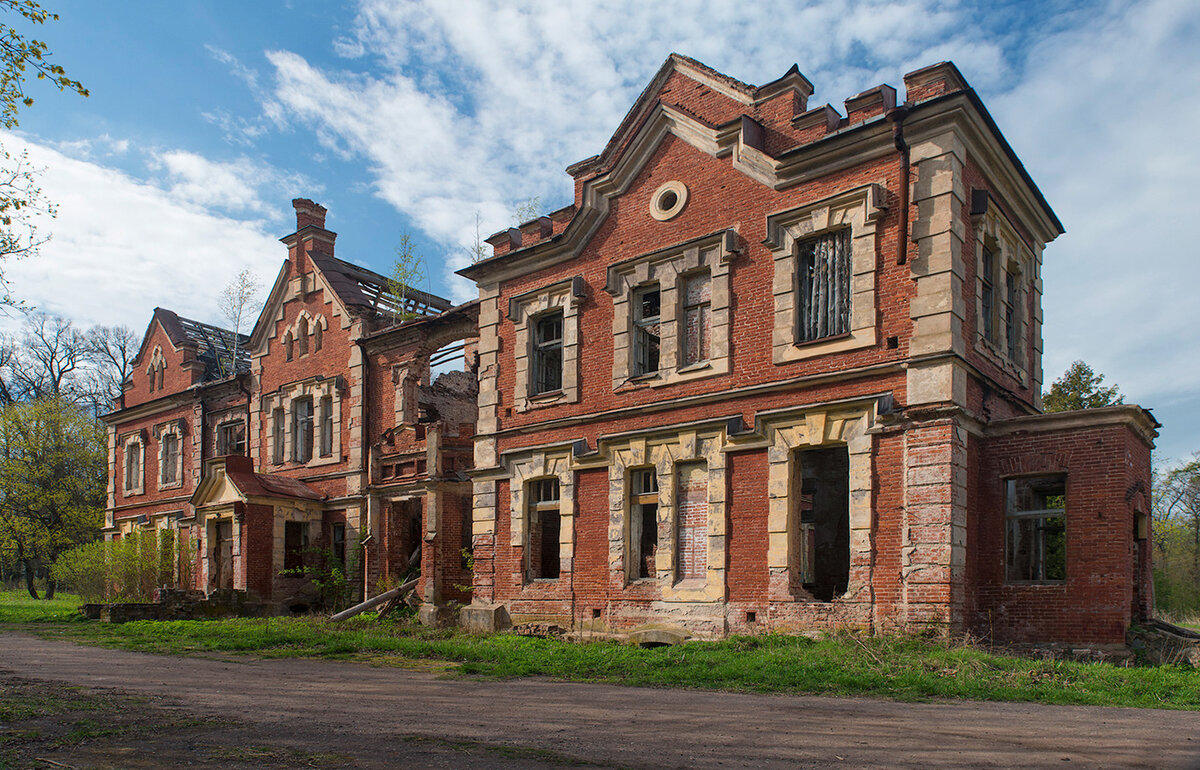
[2,0,1197,459]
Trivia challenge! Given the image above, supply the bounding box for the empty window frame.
[527,477,561,580]
[629,468,658,580]
[319,396,334,457]
[160,433,179,485]
[632,284,661,376]
[532,311,563,395]
[331,522,346,567]
[216,420,246,456]
[681,272,711,366]
[1005,476,1066,583]
[796,229,851,343]
[124,440,142,492]
[1004,268,1019,360]
[980,246,996,343]
[792,446,850,602]
[292,397,314,463]
[284,521,308,571]
[271,407,285,465]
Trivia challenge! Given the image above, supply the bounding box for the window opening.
[528,478,561,580]
[675,462,707,582]
[292,397,314,463]
[331,522,346,567]
[532,312,563,395]
[629,468,659,579]
[981,247,996,343]
[297,317,309,356]
[1004,269,1018,360]
[319,396,334,457]
[124,441,141,491]
[681,272,711,366]
[1005,476,1066,583]
[632,285,661,376]
[313,320,323,352]
[212,520,233,590]
[160,433,178,485]
[284,521,308,571]
[271,407,285,464]
[796,230,850,343]
[794,446,849,601]
[216,420,246,456]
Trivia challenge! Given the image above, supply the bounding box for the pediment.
[190,464,246,509]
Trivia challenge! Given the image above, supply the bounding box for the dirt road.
[2,631,1197,768]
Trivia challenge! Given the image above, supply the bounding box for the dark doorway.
[213,521,234,590]
[796,446,850,601]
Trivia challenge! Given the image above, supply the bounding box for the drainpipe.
[886,106,911,265]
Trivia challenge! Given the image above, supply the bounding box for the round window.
[650,181,688,221]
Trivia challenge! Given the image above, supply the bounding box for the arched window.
[297,317,309,356]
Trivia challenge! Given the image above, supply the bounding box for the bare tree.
[218,269,261,377]
[85,323,137,411]
[3,312,87,401]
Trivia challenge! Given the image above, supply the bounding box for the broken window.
[793,446,849,601]
[796,230,850,343]
[629,468,658,580]
[272,407,285,465]
[532,311,563,395]
[681,272,711,366]
[1004,268,1019,360]
[632,284,661,376]
[675,462,707,582]
[1006,476,1066,583]
[216,420,245,456]
[981,246,996,343]
[160,433,179,485]
[331,522,346,567]
[292,397,314,463]
[319,396,334,457]
[284,521,308,571]
[124,440,141,492]
[527,477,560,580]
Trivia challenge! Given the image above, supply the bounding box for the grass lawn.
[4,593,1199,710]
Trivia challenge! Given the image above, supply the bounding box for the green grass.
[0,588,86,622]
[9,612,1200,710]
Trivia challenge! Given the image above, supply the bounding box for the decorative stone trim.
[154,419,185,490]
[761,403,876,602]
[508,278,582,412]
[767,184,886,363]
[504,446,576,580]
[120,431,145,496]
[971,196,1038,389]
[607,230,734,390]
[649,180,688,221]
[261,376,344,468]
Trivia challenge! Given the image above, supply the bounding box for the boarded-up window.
[633,285,661,375]
[528,478,560,580]
[681,272,711,366]
[796,230,850,343]
[1006,476,1066,583]
[532,312,563,395]
[629,468,658,579]
[160,433,179,485]
[675,462,707,582]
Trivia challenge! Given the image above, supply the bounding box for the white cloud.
[149,149,315,220]
[0,132,285,334]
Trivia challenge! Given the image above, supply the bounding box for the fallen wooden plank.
[330,577,418,622]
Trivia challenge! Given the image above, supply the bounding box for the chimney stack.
[293,198,328,231]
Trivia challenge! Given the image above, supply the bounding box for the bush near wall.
[52,529,193,604]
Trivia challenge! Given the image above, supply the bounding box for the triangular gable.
[191,455,325,508]
[131,307,191,369]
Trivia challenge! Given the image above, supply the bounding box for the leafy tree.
[1042,360,1123,413]
[0,0,88,304]
[0,396,104,598]
[387,231,429,323]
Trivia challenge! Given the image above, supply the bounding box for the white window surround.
[606,229,734,390]
[155,420,184,490]
[508,277,583,412]
[973,202,1033,385]
[766,184,886,363]
[121,432,145,496]
[505,448,575,584]
[262,376,344,469]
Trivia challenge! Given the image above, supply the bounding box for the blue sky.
[2,0,1198,460]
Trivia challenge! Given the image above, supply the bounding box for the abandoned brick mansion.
[103,55,1158,645]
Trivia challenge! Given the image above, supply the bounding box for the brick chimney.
[293,198,328,231]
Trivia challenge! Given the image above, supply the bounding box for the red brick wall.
[676,462,708,581]
[726,451,768,604]
[243,503,274,600]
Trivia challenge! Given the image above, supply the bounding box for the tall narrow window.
[319,395,333,457]
[297,318,309,356]
[313,320,323,352]
[285,333,294,362]
[796,230,850,343]
[1004,269,1019,360]
[124,441,141,491]
[532,311,563,395]
[331,522,346,567]
[981,247,996,343]
[793,446,850,601]
[272,407,285,464]
[675,462,707,582]
[629,468,659,580]
[681,272,711,366]
[284,521,308,571]
[292,397,314,463]
[160,433,179,485]
[216,421,245,456]
[632,285,661,376]
[527,478,560,580]
[1006,476,1066,583]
